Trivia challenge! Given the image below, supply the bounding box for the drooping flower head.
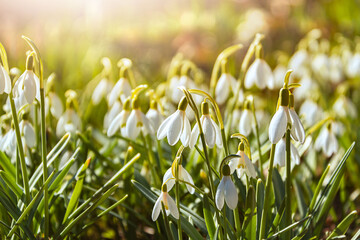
[125,96,154,140]
[269,88,290,144]
[146,100,164,132]
[189,101,222,149]
[56,90,81,137]
[215,164,238,210]
[274,138,300,168]
[229,141,257,179]
[162,156,195,194]
[157,96,191,146]
[315,122,338,157]
[151,184,179,221]
[107,98,131,137]
[215,72,237,105]
[239,100,254,137]
[244,54,274,90]
[13,54,40,108]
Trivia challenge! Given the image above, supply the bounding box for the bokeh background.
[1,0,360,91]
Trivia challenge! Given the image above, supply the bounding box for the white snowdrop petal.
[215,178,225,210]
[107,112,124,137]
[215,73,231,105]
[244,60,258,89]
[180,114,191,147]
[152,194,163,221]
[274,138,286,167]
[269,106,288,144]
[167,111,183,146]
[315,127,327,151]
[146,109,162,131]
[50,93,64,119]
[126,110,140,140]
[228,158,239,174]
[23,122,36,148]
[224,177,238,210]
[203,116,216,148]
[141,111,154,135]
[243,154,257,178]
[210,118,223,148]
[166,193,179,219]
[23,71,37,104]
[0,66,6,93]
[180,166,195,194]
[290,143,300,165]
[328,132,338,156]
[157,112,176,140]
[189,123,199,148]
[239,109,252,136]
[289,109,305,143]
[163,168,175,191]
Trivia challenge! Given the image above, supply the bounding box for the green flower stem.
[222,206,227,239]
[9,92,30,204]
[251,99,264,180]
[161,202,175,240]
[181,88,224,239]
[233,207,241,237]
[40,88,49,239]
[156,140,164,173]
[284,129,292,239]
[175,163,182,240]
[141,133,161,185]
[199,132,224,240]
[33,103,40,151]
[259,143,276,240]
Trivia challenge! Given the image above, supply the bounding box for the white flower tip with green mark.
[151,191,179,221]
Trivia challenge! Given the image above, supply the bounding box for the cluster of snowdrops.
[0,30,358,239]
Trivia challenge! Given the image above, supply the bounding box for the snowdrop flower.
[146,100,163,132]
[189,102,222,149]
[125,97,154,139]
[108,77,132,105]
[311,53,330,80]
[19,119,36,149]
[315,123,338,157]
[329,55,343,83]
[103,100,122,130]
[346,53,360,78]
[228,142,257,179]
[288,95,305,143]
[0,64,11,94]
[273,64,287,89]
[215,73,237,105]
[2,129,16,156]
[269,88,290,144]
[162,160,195,194]
[239,101,253,137]
[13,55,40,108]
[46,92,64,119]
[107,98,131,137]
[92,78,113,105]
[152,184,179,221]
[56,108,82,137]
[274,138,300,168]
[288,49,308,78]
[333,95,357,119]
[244,58,274,89]
[215,165,238,210]
[157,96,191,146]
[299,100,323,127]
[169,75,197,104]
